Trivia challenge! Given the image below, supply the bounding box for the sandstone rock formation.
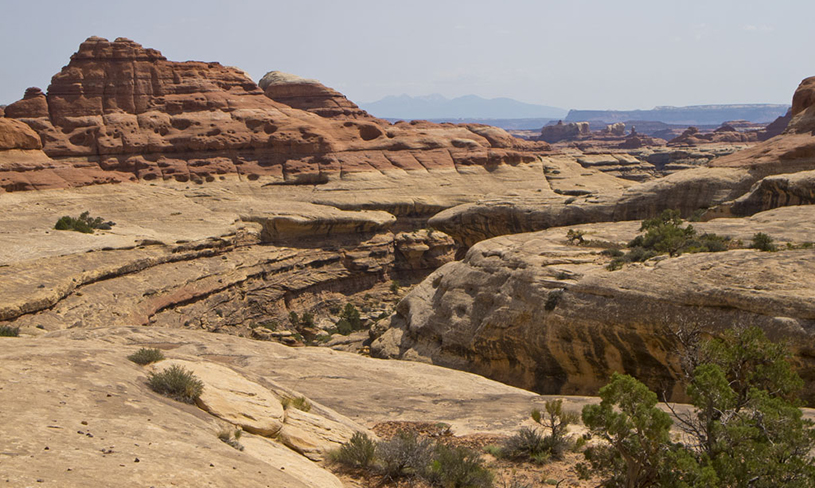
[373,206,815,403]
[538,120,590,143]
[0,183,458,337]
[604,122,626,136]
[1,36,549,195]
[259,71,376,120]
[758,109,792,141]
[667,124,758,146]
[2,325,564,486]
[430,77,815,246]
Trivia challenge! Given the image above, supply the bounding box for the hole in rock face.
[171,118,192,130]
[68,131,93,146]
[358,124,384,141]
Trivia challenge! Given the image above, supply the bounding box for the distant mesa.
[535,120,665,149]
[566,104,790,126]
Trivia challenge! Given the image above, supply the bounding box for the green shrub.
[280,396,311,412]
[500,427,549,463]
[0,325,20,337]
[390,280,401,293]
[288,311,299,326]
[127,347,165,365]
[375,430,435,480]
[54,211,111,234]
[300,312,315,328]
[751,232,777,252]
[340,303,362,330]
[582,328,815,487]
[147,365,204,404]
[336,319,354,336]
[600,248,624,258]
[607,210,730,271]
[331,432,377,469]
[429,444,493,488]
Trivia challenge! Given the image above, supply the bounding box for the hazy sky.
[1,0,812,110]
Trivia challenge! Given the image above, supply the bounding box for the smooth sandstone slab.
[153,359,286,437]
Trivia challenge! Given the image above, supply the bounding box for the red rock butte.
[0,36,548,192]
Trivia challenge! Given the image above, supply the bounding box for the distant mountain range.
[565,104,790,125]
[360,94,568,120]
[360,95,790,129]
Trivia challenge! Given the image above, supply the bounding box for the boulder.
[259,71,376,120]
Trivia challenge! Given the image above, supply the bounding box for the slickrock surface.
[373,206,815,403]
[0,182,457,336]
[0,326,579,487]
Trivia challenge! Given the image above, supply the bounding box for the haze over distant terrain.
[1,1,814,110]
[360,94,567,120]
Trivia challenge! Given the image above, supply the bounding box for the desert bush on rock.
[54,211,112,234]
[330,431,377,469]
[607,210,730,270]
[127,347,165,365]
[751,232,777,252]
[0,325,20,337]
[148,365,204,404]
[335,303,364,335]
[280,395,312,412]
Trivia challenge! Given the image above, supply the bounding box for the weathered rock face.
[538,120,590,143]
[0,117,42,150]
[604,122,626,136]
[789,76,815,133]
[259,71,375,120]
[430,77,815,246]
[758,109,792,141]
[668,124,758,146]
[1,36,548,194]
[374,206,815,403]
[713,169,815,217]
[0,183,457,340]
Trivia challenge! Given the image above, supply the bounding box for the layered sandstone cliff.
[0,37,548,194]
[373,206,815,403]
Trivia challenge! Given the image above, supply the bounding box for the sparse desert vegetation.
[0,325,20,337]
[127,347,165,365]
[147,365,204,404]
[54,211,112,234]
[4,12,815,488]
